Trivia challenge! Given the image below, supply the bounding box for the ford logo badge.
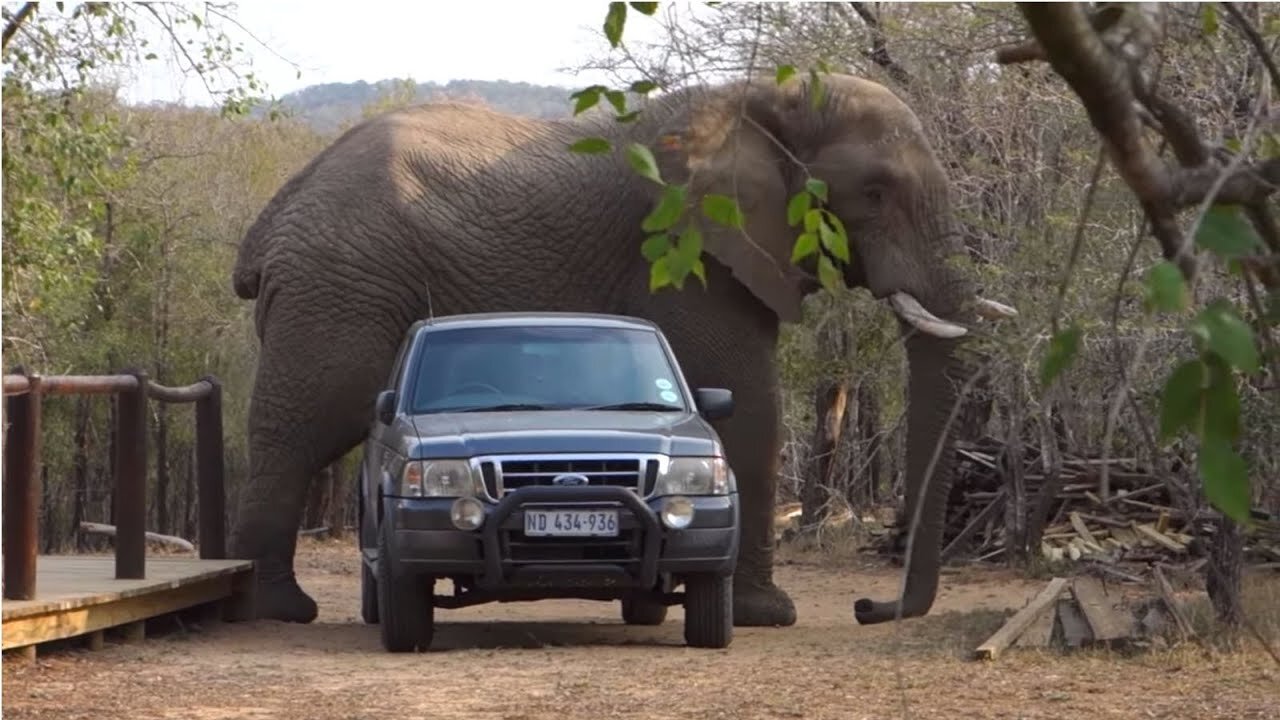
[551,473,590,486]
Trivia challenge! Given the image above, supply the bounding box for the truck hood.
[407,410,721,458]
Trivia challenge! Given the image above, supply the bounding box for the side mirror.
[375,390,397,425]
[693,387,733,421]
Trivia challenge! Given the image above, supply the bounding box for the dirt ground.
[4,539,1277,720]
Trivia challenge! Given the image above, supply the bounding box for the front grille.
[483,455,652,497]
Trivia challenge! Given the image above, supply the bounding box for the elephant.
[228,72,1016,627]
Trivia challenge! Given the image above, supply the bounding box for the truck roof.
[410,311,661,334]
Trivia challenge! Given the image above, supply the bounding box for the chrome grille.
[472,454,663,499]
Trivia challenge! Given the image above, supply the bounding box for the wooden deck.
[2,555,254,656]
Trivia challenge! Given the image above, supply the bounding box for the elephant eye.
[863,185,886,205]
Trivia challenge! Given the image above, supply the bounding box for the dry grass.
[3,537,1277,720]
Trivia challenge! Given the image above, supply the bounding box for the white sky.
[119,1,683,105]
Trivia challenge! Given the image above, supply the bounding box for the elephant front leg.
[719,383,798,628]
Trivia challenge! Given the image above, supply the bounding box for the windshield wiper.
[458,403,556,413]
[576,402,684,411]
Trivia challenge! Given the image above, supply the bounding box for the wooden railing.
[2,367,227,601]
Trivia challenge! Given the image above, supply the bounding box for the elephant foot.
[253,576,319,624]
[732,577,797,627]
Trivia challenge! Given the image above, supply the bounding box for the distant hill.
[270,78,576,134]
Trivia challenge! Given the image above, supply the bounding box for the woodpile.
[975,573,1203,660]
[869,437,1280,577]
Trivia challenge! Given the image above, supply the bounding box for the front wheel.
[683,574,732,649]
[360,556,379,624]
[377,522,433,652]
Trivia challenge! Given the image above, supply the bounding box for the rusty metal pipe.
[3,369,42,600]
[147,379,213,404]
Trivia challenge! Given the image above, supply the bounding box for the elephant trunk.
[854,332,967,625]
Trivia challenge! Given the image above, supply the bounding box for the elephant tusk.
[974,297,1018,320]
[889,293,968,338]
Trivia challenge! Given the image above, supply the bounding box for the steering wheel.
[453,382,504,397]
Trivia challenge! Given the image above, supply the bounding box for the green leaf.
[1194,299,1260,374]
[805,177,828,202]
[629,80,658,94]
[642,184,688,232]
[641,234,672,262]
[568,137,612,154]
[615,110,641,123]
[775,64,797,85]
[818,215,849,262]
[791,232,819,263]
[1039,324,1082,387]
[701,194,745,229]
[1159,359,1206,441]
[570,86,604,115]
[1201,358,1241,444]
[677,223,704,262]
[803,208,822,233]
[1144,261,1187,313]
[604,90,627,114]
[1195,205,1262,259]
[626,143,663,184]
[817,255,841,292]
[604,2,627,48]
[649,255,672,291]
[629,2,659,15]
[1201,3,1220,36]
[1198,436,1252,525]
[787,192,811,226]
[691,258,708,288]
[809,68,824,109]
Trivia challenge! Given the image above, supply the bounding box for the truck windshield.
[407,325,688,414]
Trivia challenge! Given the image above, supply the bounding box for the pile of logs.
[974,572,1204,660]
[871,437,1280,575]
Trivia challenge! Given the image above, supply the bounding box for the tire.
[621,596,668,625]
[683,573,732,649]
[376,521,433,652]
[360,556,379,624]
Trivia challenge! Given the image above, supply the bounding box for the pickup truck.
[357,312,740,652]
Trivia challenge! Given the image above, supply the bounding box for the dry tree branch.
[1222,2,1280,95]
[844,2,912,88]
[1,2,35,51]
[1002,2,1280,290]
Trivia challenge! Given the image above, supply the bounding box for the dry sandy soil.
[4,538,1277,720]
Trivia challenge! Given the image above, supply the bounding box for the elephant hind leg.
[229,307,398,624]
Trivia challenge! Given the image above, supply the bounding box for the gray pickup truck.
[357,312,740,652]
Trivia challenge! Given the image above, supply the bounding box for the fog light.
[450,497,485,531]
[661,496,695,529]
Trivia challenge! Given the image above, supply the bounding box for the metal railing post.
[113,368,148,579]
[195,376,226,559]
[3,367,42,600]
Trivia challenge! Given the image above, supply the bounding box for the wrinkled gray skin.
[230,73,1000,627]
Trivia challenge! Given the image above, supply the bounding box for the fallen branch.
[78,521,195,553]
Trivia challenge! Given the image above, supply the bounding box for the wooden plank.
[1069,512,1100,547]
[1,574,234,650]
[1056,598,1093,648]
[1,556,251,621]
[1152,564,1195,642]
[1070,577,1132,644]
[1014,598,1057,648]
[1132,523,1186,553]
[975,577,1069,661]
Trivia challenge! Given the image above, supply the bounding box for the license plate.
[524,509,619,537]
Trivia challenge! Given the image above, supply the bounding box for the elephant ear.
[649,84,810,323]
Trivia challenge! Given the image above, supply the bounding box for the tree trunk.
[1002,395,1028,566]
[854,381,882,507]
[155,402,170,535]
[801,379,848,531]
[183,441,196,540]
[304,465,332,530]
[1205,516,1245,642]
[72,396,90,551]
[326,461,347,537]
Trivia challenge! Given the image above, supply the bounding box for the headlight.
[400,460,481,497]
[654,457,733,496]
